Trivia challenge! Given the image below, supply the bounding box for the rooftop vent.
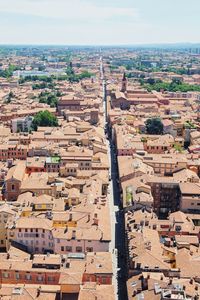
[12,288,23,295]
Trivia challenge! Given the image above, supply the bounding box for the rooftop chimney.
[87,214,91,222]
[36,287,41,298]
[72,230,76,239]
[93,218,99,226]
[69,213,72,222]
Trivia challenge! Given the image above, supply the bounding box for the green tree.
[32,82,47,90]
[65,64,93,82]
[0,65,17,78]
[146,78,156,85]
[32,110,58,130]
[125,64,132,71]
[38,65,46,71]
[5,91,15,103]
[141,78,200,92]
[19,75,53,84]
[173,143,183,153]
[38,91,58,107]
[78,70,93,80]
[146,118,163,135]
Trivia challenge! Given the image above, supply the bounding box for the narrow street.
[100,57,128,300]
[109,137,128,300]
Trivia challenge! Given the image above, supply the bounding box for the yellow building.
[53,212,77,228]
[162,246,176,268]
[0,204,16,249]
[17,193,55,217]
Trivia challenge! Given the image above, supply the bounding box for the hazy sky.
[0,0,199,45]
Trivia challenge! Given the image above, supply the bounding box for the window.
[86,247,93,252]
[15,273,20,280]
[37,275,43,281]
[11,184,15,191]
[3,272,9,278]
[102,277,107,284]
[86,275,91,281]
[48,276,55,282]
[61,246,64,251]
[66,246,72,252]
[76,246,82,252]
[175,225,181,232]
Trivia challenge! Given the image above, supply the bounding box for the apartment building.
[12,116,33,133]
[147,176,181,216]
[179,182,200,212]
[0,204,16,250]
[6,217,54,254]
[0,144,28,161]
[143,154,187,176]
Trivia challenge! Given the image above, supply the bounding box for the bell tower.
[121,72,127,92]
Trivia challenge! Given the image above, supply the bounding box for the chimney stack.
[37,287,41,298]
[93,218,99,226]
[72,230,76,239]
[69,213,72,222]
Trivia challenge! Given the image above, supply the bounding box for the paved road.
[100,58,118,299]
[100,58,128,300]
[109,141,128,300]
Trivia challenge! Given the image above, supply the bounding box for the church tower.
[121,72,127,92]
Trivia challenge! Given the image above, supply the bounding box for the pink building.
[7,217,54,254]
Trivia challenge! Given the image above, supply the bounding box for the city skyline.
[0,8,200,298]
[0,0,200,45]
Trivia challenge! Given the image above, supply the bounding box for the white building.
[12,116,33,133]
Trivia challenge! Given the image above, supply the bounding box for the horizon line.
[0,42,200,47]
